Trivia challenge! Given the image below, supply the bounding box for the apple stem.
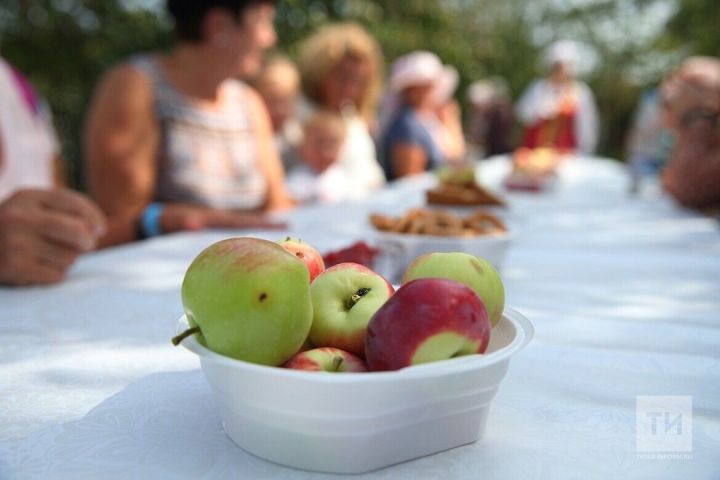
[346,287,371,310]
[332,356,344,372]
[171,326,201,346]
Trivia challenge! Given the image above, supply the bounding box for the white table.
[2,158,719,479]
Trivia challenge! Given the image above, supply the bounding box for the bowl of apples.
[173,237,532,474]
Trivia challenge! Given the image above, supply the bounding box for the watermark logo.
[636,395,692,459]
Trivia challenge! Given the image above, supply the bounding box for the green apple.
[402,252,505,326]
[173,237,313,366]
[436,163,476,187]
[310,262,394,357]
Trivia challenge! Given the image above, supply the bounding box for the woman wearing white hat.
[516,40,599,154]
[381,51,457,180]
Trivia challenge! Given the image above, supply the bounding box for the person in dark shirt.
[381,51,451,180]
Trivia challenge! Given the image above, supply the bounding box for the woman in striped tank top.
[85,0,292,247]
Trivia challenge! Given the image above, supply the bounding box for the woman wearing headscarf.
[516,41,599,154]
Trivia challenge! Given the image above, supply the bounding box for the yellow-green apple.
[436,163,476,187]
[310,262,394,357]
[402,252,505,326]
[173,237,313,366]
[365,278,491,371]
[284,347,367,372]
[277,236,325,281]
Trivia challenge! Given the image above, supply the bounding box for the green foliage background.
[0,0,717,187]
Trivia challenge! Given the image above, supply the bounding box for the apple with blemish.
[285,347,368,372]
[402,252,505,326]
[173,237,313,366]
[278,236,325,281]
[365,278,491,371]
[310,262,394,357]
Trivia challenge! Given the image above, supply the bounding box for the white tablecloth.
[1,158,719,479]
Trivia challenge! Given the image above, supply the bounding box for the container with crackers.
[426,163,508,212]
[369,207,511,282]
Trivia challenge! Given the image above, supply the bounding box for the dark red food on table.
[322,241,380,269]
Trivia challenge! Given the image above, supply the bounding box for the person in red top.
[516,41,599,154]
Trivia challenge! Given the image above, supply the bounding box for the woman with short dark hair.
[85,0,292,247]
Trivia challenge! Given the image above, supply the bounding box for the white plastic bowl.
[373,230,512,283]
[176,308,533,474]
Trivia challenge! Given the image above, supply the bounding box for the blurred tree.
[0,0,171,187]
[531,0,683,158]
[0,0,715,186]
[275,0,539,146]
[661,0,720,57]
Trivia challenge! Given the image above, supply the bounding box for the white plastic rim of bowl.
[175,306,532,382]
[175,308,532,473]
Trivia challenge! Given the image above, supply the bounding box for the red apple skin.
[278,237,325,282]
[284,347,368,372]
[365,278,491,372]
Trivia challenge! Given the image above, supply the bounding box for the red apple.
[284,347,368,373]
[365,278,491,371]
[278,237,325,282]
[310,263,394,357]
[322,241,380,269]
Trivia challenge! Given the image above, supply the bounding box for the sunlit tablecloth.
[1,157,719,479]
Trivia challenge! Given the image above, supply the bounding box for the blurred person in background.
[661,56,720,210]
[297,22,385,198]
[285,110,349,204]
[380,51,452,180]
[251,53,303,172]
[516,40,599,154]
[466,77,515,158]
[85,0,292,247]
[625,86,674,194]
[0,56,105,286]
[424,65,466,164]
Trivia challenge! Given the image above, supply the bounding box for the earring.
[214,33,230,47]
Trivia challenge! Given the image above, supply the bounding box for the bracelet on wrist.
[139,203,164,239]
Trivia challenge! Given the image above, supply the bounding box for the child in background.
[286,110,349,203]
[251,54,303,171]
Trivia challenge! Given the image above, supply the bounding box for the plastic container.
[373,230,511,283]
[176,308,533,474]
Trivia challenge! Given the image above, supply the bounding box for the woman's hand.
[0,189,106,285]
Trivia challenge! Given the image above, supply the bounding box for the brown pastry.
[370,208,507,237]
[426,183,506,207]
